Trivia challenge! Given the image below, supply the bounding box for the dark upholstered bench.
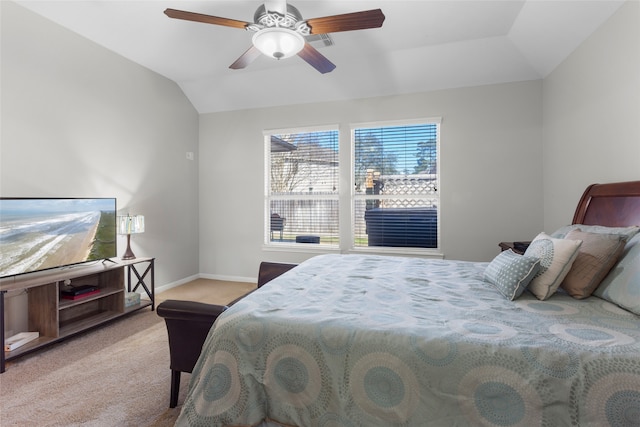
[156,261,296,408]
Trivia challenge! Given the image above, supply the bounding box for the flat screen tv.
[0,198,117,278]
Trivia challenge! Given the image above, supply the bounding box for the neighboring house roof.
[270,136,297,153]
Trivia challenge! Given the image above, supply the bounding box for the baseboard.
[198,273,256,284]
[154,274,200,295]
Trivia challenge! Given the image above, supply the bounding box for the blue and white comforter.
[176,254,640,427]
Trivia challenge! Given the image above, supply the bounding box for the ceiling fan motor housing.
[251,4,310,35]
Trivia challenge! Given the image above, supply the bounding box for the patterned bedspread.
[176,254,640,427]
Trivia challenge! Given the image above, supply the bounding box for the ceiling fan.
[164,1,385,74]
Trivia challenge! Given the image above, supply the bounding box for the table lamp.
[117,214,145,260]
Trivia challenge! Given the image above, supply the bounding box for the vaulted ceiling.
[15,1,624,114]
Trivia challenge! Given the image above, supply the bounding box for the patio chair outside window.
[270,213,285,240]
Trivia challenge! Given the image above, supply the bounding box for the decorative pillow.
[524,232,582,300]
[560,229,627,299]
[551,224,639,240]
[593,233,640,315]
[484,250,541,300]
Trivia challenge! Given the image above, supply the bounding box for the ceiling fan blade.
[297,43,336,74]
[164,8,249,29]
[229,45,262,70]
[305,9,385,34]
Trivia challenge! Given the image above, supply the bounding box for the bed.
[176,180,640,427]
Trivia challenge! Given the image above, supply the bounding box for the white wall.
[542,0,640,232]
[1,2,201,289]
[199,80,544,279]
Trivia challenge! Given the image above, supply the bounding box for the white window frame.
[263,124,341,252]
[263,118,442,257]
[349,118,442,256]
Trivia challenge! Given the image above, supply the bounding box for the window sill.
[348,246,444,259]
[263,243,341,254]
[263,243,444,259]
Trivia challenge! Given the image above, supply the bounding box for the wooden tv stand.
[0,257,154,373]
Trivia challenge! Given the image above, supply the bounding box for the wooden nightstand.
[499,241,531,255]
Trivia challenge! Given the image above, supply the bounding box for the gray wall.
[542,0,640,231]
[2,0,638,288]
[198,0,639,280]
[198,80,544,280]
[1,2,201,289]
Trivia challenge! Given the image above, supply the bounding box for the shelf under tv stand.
[0,257,154,373]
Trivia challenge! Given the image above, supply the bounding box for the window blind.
[267,130,339,245]
[353,122,440,249]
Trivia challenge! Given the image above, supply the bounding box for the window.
[352,120,440,251]
[265,127,339,246]
[265,119,440,252]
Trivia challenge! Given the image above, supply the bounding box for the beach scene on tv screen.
[0,198,117,277]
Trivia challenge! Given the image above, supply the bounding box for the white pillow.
[524,232,582,300]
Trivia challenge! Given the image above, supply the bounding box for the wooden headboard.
[572,180,640,227]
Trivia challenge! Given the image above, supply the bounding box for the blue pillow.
[484,250,541,300]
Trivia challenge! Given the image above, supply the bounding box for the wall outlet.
[186,152,194,161]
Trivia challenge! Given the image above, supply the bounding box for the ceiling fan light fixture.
[252,27,304,60]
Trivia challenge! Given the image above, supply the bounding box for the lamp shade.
[252,27,305,59]
[117,215,145,235]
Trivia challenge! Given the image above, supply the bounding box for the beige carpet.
[0,279,255,427]
[156,278,256,305]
